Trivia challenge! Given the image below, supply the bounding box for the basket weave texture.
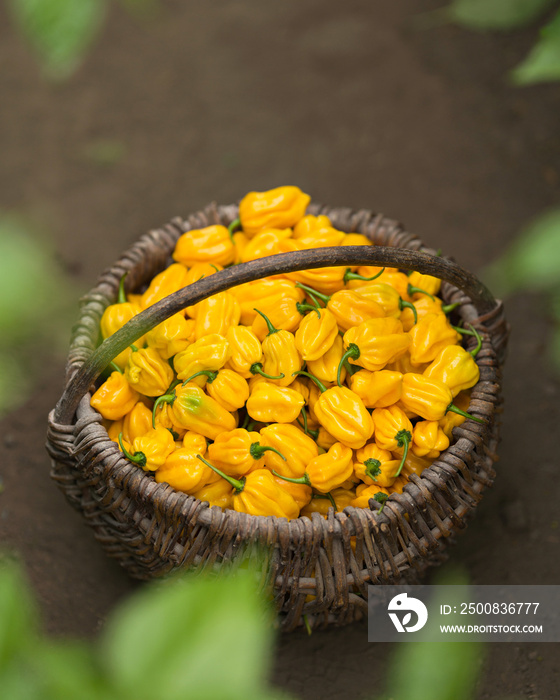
[46,202,508,631]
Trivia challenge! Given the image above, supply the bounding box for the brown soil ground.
[1,1,560,698]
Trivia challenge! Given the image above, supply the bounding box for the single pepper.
[350,483,391,509]
[288,226,346,249]
[193,291,240,340]
[399,373,485,424]
[408,313,460,366]
[238,185,311,236]
[400,295,446,332]
[273,476,313,510]
[252,309,302,386]
[259,423,319,479]
[292,214,332,237]
[295,371,374,450]
[342,233,373,247]
[182,430,208,455]
[122,401,154,443]
[232,231,249,264]
[173,334,231,385]
[325,289,386,331]
[100,273,143,369]
[153,382,237,439]
[155,448,217,492]
[91,371,140,421]
[118,428,175,472]
[306,334,347,385]
[231,278,305,327]
[195,368,250,412]
[140,263,189,310]
[225,326,263,378]
[315,425,339,451]
[348,369,403,409]
[240,228,293,262]
[423,344,480,398]
[273,442,353,493]
[439,391,470,438]
[145,313,195,359]
[354,443,400,487]
[124,346,175,397]
[250,294,318,340]
[371,405,413,477]
[183,262,223,319]
[173,225,235,267]
[300,488,355,517]
[352,283,418,323]
[192,477,234,509]
[412,420,450,459]
[207,428,287,477]
[245,381,305,424]
[198,456,300,519]
[407,271,441,298]
[294,307,338,361]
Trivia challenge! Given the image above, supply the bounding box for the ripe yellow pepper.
[240,228,292,262]
[192,478,234,509]
[327,289,385,331]
[354,443,400,487]
[292,214,331,238]
[182,431,208,455]
[272,476,312,510]
[238,186,311,236]
[343,265,385,290]
[424,345,480,397]
[340,317,410,381]
[294,308,338,361]
[145,313,194,359]
[118,427,175,472]
[225,326,263,378]
[193,291,240,340]
[140,263,189,310]
[412,420,450,459]
[351,483,391,509]
[231,278,304,327]
[300,488,355,517]
[274,442,353,494]
[342,233,372,247]
[398,450,433,477]
[352,283,417,322]
[203,368,250,412]
[174,334,231,385]
[306,334,347,385]
[400,373,483,423]
[207,428,286,477]
[439,391,470,438]
[155,448,216,491]
[254,309,302,386]
[408,313,460,366]
[183,262,223,319]
[408,271,441,298]
[259,423,319,478]
[371,404,413,476]
[286,266,347,296]
[173,225,235,267]
[124,347,175,397]
[122,401,153,443]
[154,383,236,440]
[348,369,403,409]
[91,371,140,421]
[246,381,305,424]
[100,274,143,369]
[400,295,446,332]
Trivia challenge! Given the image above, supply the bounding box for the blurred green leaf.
[0,352,32,417]
[82,139,127,166]
[101,569,280,700]
[483,208,560,295]
[8,0,107,79]
[512,8,560,83]
[0,560,37,668]
[446,0,555,31]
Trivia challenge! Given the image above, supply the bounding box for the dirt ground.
[1,1,560,698]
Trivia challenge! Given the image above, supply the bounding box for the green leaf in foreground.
[446,0,555,31]
[101,569,281,700]
[8,0,107,79]
[483,208,560,295]
[512,8,560,84]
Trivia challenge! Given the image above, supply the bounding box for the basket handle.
[53,245,498,424]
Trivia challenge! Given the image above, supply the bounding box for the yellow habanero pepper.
[408,313,460,366]
[342,233,372,247]
[100,274,143,369]
[252,309,302,387]
[182,431,207,455]
[231,278,305,327]
[297,371,373,450]
[294,308,338,361]
[397,450,433,478]
[349,369,403,409]
[174,334,230,385]
[284,227,345,249]
[183,262,223,319]
[327,289,385,331]
[300,488,355,517]
[153,401,185,440]
[286,266,347,296]
[173,225,235,267]
[145,313,195,359]
[352,283,418,322]
[351,483,391,509]
[192,478,234,509]
[240,228,293,262]
[274,442,353,494]
[140,263,189,310]
[193,291,240,340]
[124,347,175,397]
[343,265,385,290]
[400,295,446,332]
[399,373,483,424]
[91,371,140,421]
[407,271,442,298]
[292,214,332,238]
[225,326,263,378]
[122,401,153,443]
[371,405,413,476]
[439,391,470,438]
[339,317,410,382]
[155,448,216,492]
[246,381,304,424]
[306,334,347,385]
[424,345,480,397]
[354,443,400,487]
[238,186,311,237]
[154,383,236,440]
[199,456,300,518]
[118,427,175,472]
[273,476,312,510]
[259,423,319,479]
[412,420,450,459]
[205,369,250,412]
[207,428,287,477]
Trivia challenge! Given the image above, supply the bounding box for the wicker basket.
[46,202,508,631]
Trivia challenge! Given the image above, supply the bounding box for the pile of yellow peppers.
[92,186,483,520]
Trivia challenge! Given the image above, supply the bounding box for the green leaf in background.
[483,208,560,295]
[101,568,283,700]
[511,8,560,83]
[7,0,107,79]
[446,0,555,31]
[0,559,37,668]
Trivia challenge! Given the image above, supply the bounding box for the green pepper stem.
[250,442,287,461]
[337,343,360,387]
[373,492,389,513]
[364,458,382,481]
[393,429,411,477]
[228,217,241,239]
[442,302,461,314]
[407,284,435,301]
[296,301,320,318]
[452,323,483,357]
[312,491,337,511]
[295,283,330,306]
[292,370,327,393]
[253,308,280,336]
[271,470,311,486]
[181,369,218,386]
[130,344,139,352]
[298,406,319,440]
[399,299,418,324]
[446,403,485,425]
[117,432,147,467]
[303,614,312,636]
[343,267,385,284]
[250,363,285,380]
[109,361,123,374]
[152,391,176,428]
[197,454,245,493]
[117,272,128,304]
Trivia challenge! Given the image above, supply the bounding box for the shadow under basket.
[46,202,508,632]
